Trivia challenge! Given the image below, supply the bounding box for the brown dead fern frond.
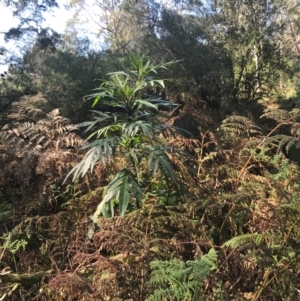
[4,109,82,151]
[35,149,77,178]
[261,108,293,123]
[8,94,46,122]
[200,130,218,148]
[169,136,202,153]
[0,107,84,205]
[49,272,92,300]
[92,263,119,300]
[291,123,300,137]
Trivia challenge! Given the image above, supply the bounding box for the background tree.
[1,0,58,41]
[20,43,105,122]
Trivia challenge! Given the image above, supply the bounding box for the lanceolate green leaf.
[77,111,117,134]
[130,149,138,165]
[81,137,118,161]
[89,90,115,107]
[91,169,142,220]
[147,146,177,183]
[116,174,130,216]
[148,79,165,88]
[154,124,178,138]
[123,121,153,139]
[135,99,158,110]
[65,147,102,182]
[89,123,121,139]
[64,137,118,183]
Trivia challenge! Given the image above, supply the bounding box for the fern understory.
[0,65,300,301]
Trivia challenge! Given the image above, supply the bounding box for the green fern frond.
[268,135,300,163]
[0,208,12,222]
[219,116,263,138]
[146,249,218,301]
[222,233,264,249]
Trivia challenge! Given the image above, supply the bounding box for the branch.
[0,268,53,287]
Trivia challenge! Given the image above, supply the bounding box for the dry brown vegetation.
[0,95,299,300]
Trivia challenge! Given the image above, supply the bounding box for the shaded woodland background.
[0,0,300,300]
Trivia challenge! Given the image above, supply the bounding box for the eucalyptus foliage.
[66,55,181,218]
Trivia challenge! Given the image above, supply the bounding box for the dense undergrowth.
[0,57,299,301]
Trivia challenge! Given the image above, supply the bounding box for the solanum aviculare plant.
[65,55,184,219]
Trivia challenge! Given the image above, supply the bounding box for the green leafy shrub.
[66,55,183,219]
